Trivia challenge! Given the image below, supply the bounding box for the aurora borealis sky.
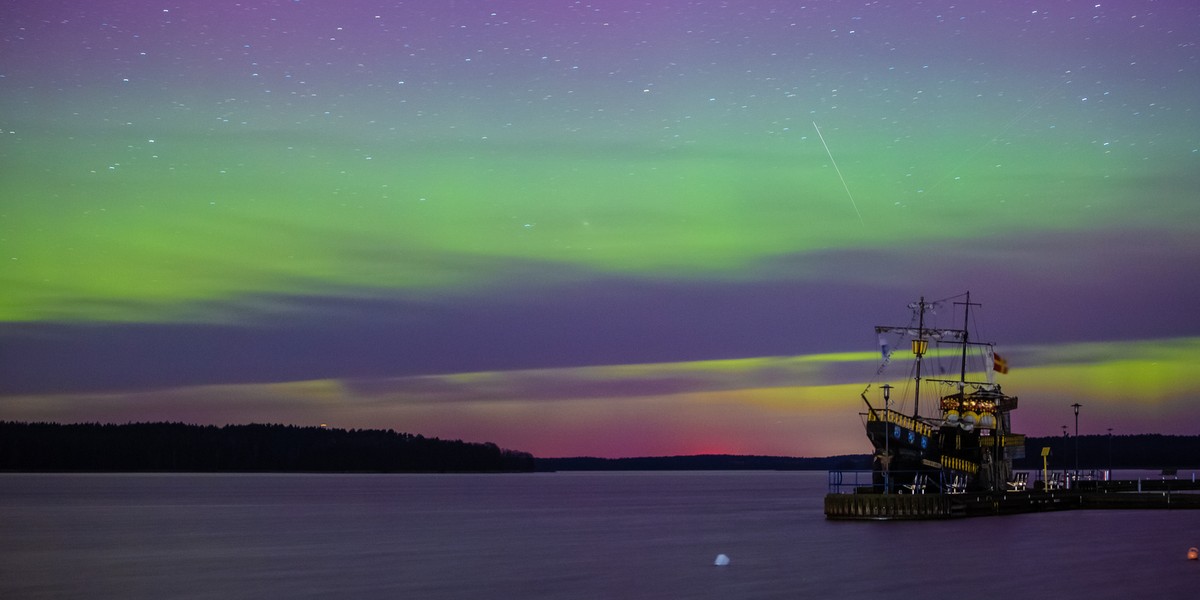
[2,1,1198,458]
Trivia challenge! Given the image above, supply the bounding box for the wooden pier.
[825,477,1200,520]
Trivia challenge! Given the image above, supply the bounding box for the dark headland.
[540,434,1200,472]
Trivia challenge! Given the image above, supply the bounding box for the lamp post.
[1071,403,1081,477]
[1107,427,1114,476]
[1061,425,1068,485]
[882,384,892,494]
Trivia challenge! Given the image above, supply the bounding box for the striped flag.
[993,352,1009,374]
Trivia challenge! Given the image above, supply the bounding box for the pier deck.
[824,478,1200,520]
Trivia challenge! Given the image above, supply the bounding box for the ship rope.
[863,292,1002,417]
[862,307,921,408]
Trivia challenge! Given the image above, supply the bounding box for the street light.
[1071,403,1082,476]
[1107,427,1114,475]
[882,384,892,494]
[1061,425,1068,484]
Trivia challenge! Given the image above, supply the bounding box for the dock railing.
[1025,469,1200,492]
[831,468,1200,497]
[1028,469,1108,490]
[828,469,873,494]
[828,469,961,495]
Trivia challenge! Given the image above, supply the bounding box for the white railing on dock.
[828,469,964,495]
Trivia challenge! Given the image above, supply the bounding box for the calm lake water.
[2,471,1197,598]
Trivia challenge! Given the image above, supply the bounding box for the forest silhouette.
[0,422,535,473]
[2,422,1196,473]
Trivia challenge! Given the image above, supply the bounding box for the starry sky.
[2,1,1199,458]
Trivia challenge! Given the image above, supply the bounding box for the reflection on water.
[2,472,1197,599]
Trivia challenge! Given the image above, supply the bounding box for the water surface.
[2,472,1196,598]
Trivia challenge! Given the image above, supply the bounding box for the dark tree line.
[1013,434,1200,471]
[0,422,535,473]
[4,422,1191,473]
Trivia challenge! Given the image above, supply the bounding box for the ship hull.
[864,414,987,493]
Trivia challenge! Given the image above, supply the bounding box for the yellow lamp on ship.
[911,339,928,356]
[963,411,979,426]
[979,413,997,429]
[945,410,960,423]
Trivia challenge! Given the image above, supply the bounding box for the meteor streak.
[812,122,864,226]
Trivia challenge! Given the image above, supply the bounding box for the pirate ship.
[825,292,1200,519]
[859,292,1024,494]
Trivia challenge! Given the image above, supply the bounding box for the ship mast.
[952,292,1007,490]
[954,292,980,386]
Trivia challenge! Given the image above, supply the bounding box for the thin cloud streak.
[4,338,1198,457]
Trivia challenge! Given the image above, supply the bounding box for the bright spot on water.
[714,553,730,566]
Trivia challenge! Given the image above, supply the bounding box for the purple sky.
[2,1,1199,457]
